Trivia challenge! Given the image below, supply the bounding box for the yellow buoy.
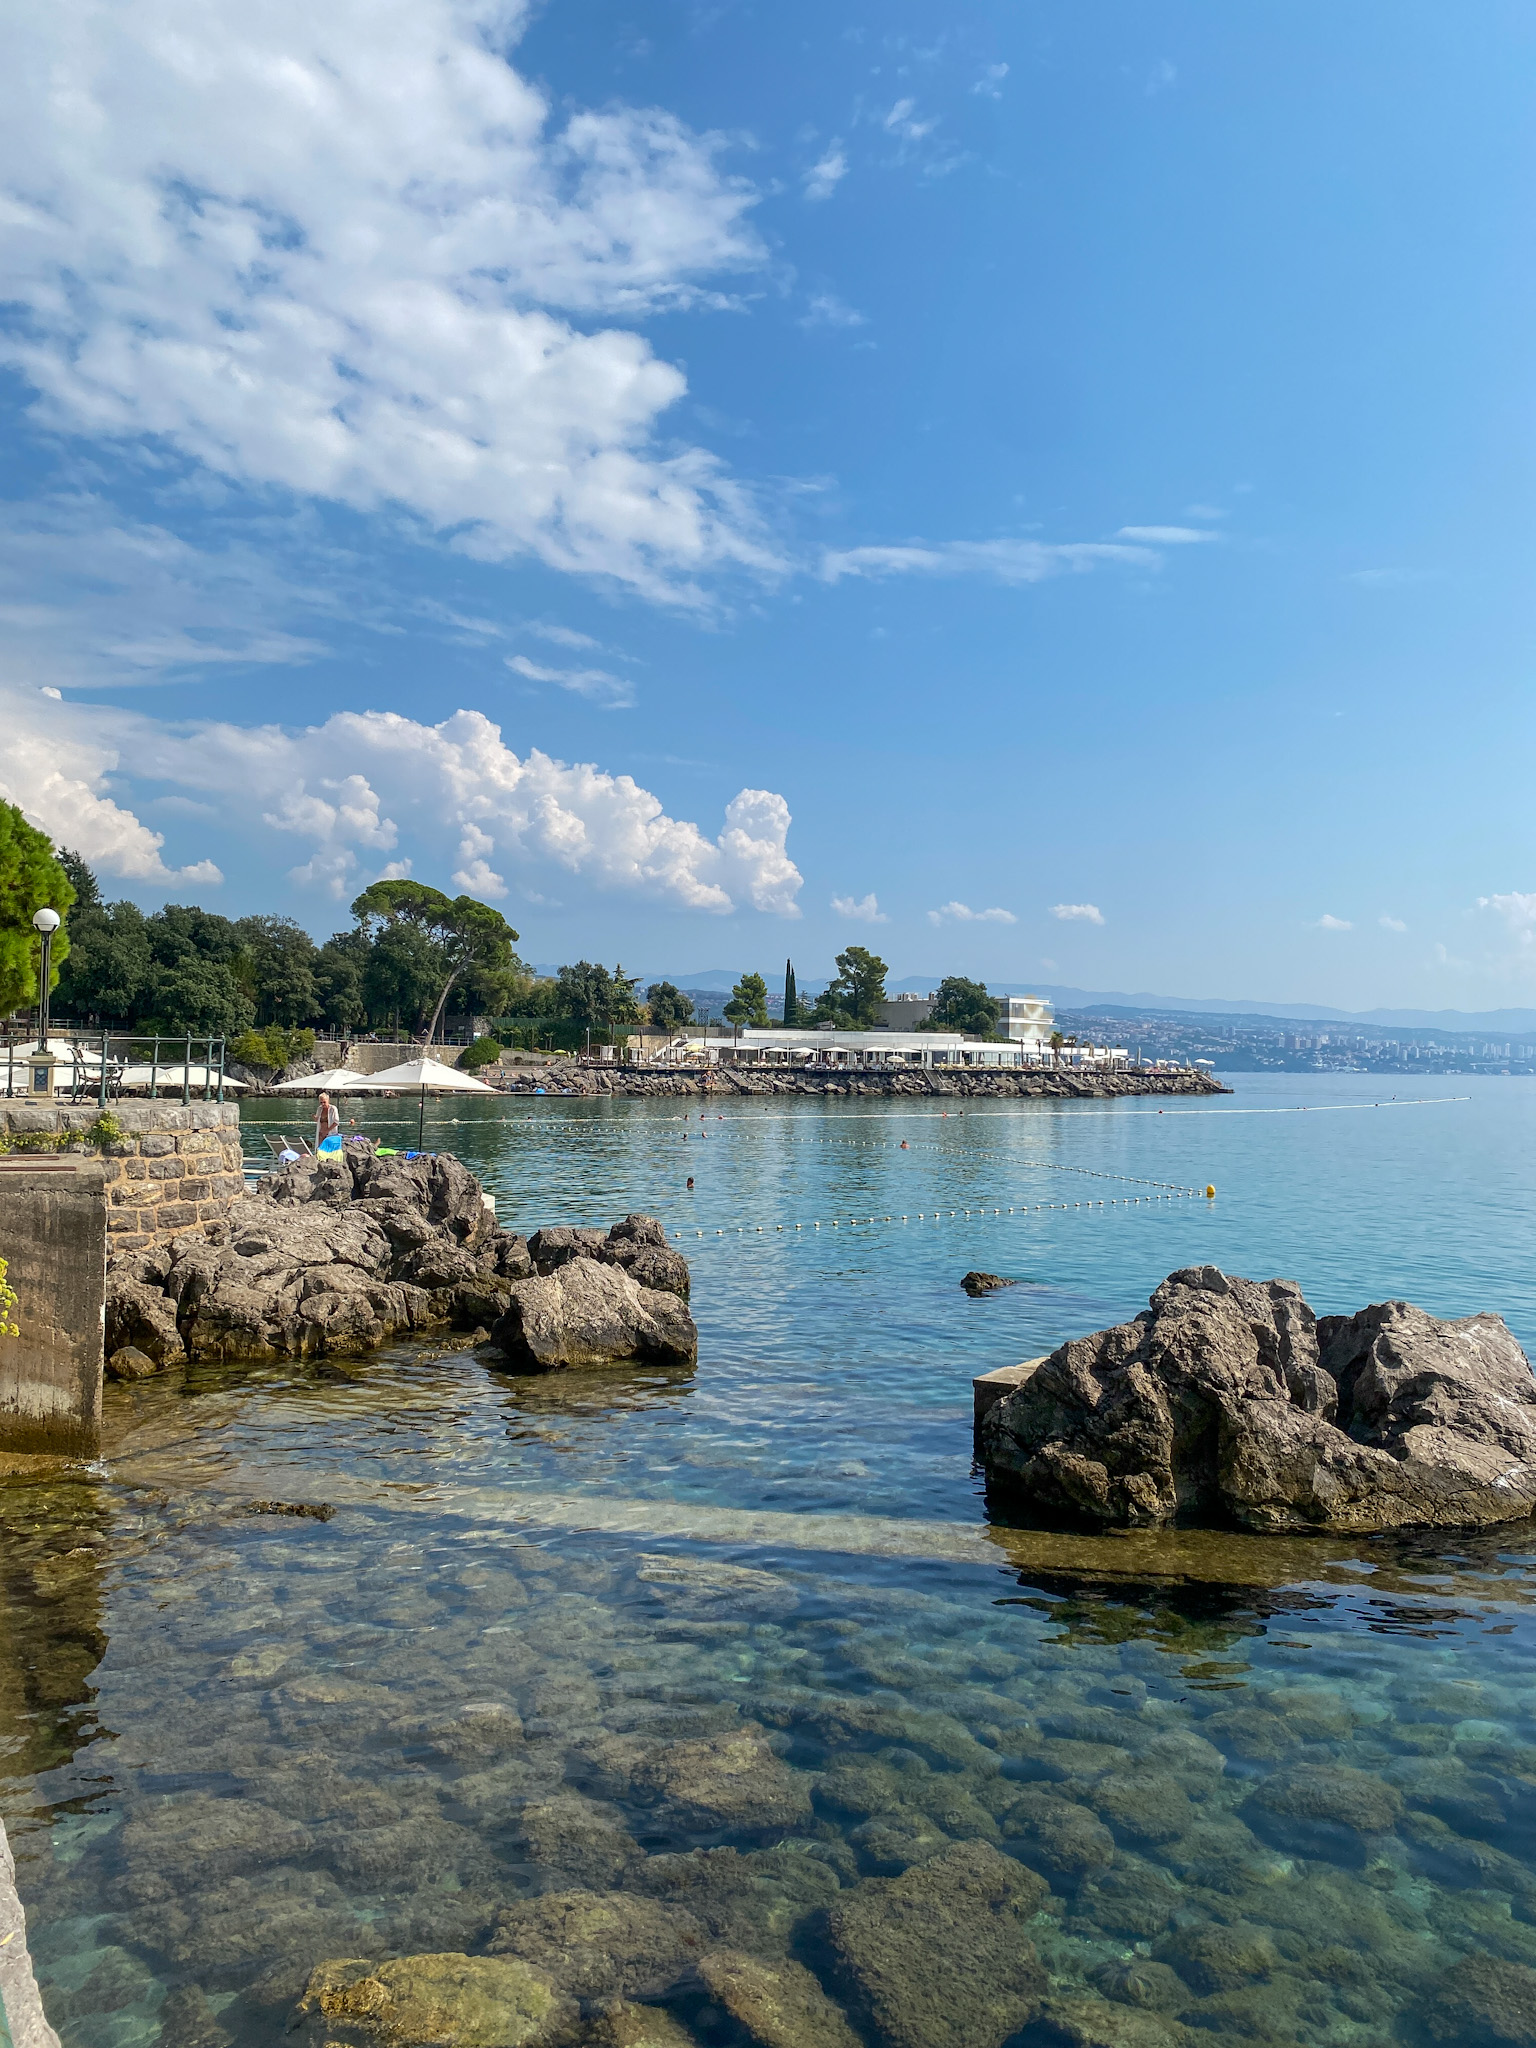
[1206,1184,1217,1198]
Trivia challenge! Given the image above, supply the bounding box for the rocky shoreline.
[499,1066,1229,1100]
[105,1148,696,1376]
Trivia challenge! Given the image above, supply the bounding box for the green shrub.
[229,1025,316,1075]
[460,1034,505,1072]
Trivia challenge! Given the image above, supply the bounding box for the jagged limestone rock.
[980,1265,1536,1533]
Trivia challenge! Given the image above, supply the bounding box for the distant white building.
[996,994,1053,1047]
[681,1024,1126,1072]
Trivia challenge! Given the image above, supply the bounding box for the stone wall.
[311,1039,465,1074]
[0,1161,107,1455]
[0,1102,245,1254]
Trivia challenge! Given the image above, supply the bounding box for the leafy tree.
[144,955,255,1038]
[811,945,887,1030]
[0,801,74,1015]
[645,981,695,1032]
[782,959,798,1029]
[146,904,241,966]
[724,971,770,1029]
[53,901,152,1023]
[921,976,1002,1038]
[232,915,321,1026]
[364,918,446,1034]
[553,961,642,1037]
[57,848,101,910]
[350,881,520,1044]
[315,929,371,1033]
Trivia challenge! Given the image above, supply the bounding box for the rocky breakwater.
[979,1263,1536,1534]
[104,1150,695,1377]
[506,1065,1229,1101]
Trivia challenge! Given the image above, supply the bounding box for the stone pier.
[0,1103,245,1454]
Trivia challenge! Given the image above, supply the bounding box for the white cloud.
[1315,914,1353,931]
[1146,59,1178,95]
[928,901,1016,926]
[1379,914,1408,933]
[1115,525,1216,545]
[800,294,866,331]
[973,64,1009,98]
[1476,893,1536,944]
[884,98,937,143]
[506,654,635,709]
[1050,903,1105,925]
[803,145,848,201]
[831,893,888,923]
[0,0,778,604]
[1,687,803,914]
[821,539,1155,586]
[0,707,224,885]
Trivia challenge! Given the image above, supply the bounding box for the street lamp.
[32,908,61,1053]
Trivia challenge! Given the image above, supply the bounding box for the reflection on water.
[9,1080,1536,2047]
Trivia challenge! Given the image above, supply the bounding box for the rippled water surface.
[7,1073,1536,2048]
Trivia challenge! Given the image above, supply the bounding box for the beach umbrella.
[361,1055,499,1149]
[268,1067,378,1093]
[117,1065,249,1094]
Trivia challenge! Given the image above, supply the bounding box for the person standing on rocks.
[314,1090,341,1154]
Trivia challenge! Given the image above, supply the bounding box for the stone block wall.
[0,1103,245,1254]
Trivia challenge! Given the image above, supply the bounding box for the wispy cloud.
[1379,914,1408,933]
[1145,59,1178,95]
[800,293,866,331]
[1115,525,1216,545]
[831,892,888,923]
[973,63,1008,98]
[1315,914,1353,931]
[1050,902,1104,925]
[803,144,848,201]
[527,622,605,652]
[506,654,635,708]
[1476,893,1536,942]
[821,539,1154,586]
[928,901,1016,925]
[1184,504,1227,520]
[884,97,937,142]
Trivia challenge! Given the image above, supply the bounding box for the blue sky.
[3,1,1534,1009]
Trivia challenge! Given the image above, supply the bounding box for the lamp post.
[32,908,60,1053]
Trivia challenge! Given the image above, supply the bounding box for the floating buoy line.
[671,1184,1207,1246]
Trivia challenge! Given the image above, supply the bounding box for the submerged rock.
[486,1889,704,1999]
[1426,1954,1536,2045]
[488,1258,698,1373]
[824,1839,1048,2048]
[961,1272,1015,1296]
[696,1950,862,2048]
[103,1152,690,1372]
[978,1264,1536,1533]
[293,1952,572,2048]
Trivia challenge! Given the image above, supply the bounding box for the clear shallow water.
[7,1074,1536,2048]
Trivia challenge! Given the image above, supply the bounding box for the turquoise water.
[6,1073,1536,2048]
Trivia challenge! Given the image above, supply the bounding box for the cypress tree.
[783,958,798,1028]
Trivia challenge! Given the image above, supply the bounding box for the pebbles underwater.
[8,1454,1536,2048]
[10,1083,1536,2048]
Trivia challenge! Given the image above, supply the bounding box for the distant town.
[1053,1007,1536,1076]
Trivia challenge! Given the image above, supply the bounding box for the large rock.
[979,1266,1536,1534]
[824,1840,1048,2048]
[103,1152,688,1371]
[292,1953,571,2048]
[489,1258,698,1373]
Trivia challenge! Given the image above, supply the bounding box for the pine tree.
[783,958,798,1028]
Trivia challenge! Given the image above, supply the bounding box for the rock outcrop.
[979,1264,1536,1534]
[104,1152,693,1374]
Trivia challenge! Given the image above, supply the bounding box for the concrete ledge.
[1,1818,61,2048]
[973,1356,1048,1430]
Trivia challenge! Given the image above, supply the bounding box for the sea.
[5,1071,1536,2048]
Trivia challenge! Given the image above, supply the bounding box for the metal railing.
[2,1027,227,1106]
